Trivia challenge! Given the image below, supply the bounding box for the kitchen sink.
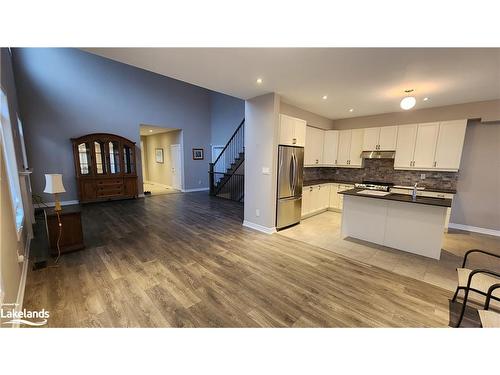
[356,189,391,196]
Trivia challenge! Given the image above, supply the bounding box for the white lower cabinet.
[302,183,354,218]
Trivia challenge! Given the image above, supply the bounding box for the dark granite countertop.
[303,180,456,194]
[303,179,359,187]
[338,188,452,208]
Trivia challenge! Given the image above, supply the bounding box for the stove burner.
[355,181,394,192]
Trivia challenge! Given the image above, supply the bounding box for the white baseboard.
[13,232,32,328]
[33,199,79,209]
[243,220,276,234]
[138,193,145,198]
[182,187,209,193]
[448,223,500,237]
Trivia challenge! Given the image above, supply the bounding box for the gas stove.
[354,181,394,192]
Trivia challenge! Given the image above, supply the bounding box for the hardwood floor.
[24,193,475,327]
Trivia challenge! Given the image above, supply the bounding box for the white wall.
[243,93,280,232]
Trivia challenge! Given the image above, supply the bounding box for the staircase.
[209,119,244,202]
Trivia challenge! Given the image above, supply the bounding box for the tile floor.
[143,181,180,196]
[279,211,500,295]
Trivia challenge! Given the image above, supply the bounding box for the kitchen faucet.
[412,182,418,201]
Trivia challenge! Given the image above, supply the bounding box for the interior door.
[394,124,417,169]
[413,122,439,169]
[170,144,182,190]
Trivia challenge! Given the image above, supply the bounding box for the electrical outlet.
[420,174,426,180]
[256,209,260,217]
[198,179,202,185]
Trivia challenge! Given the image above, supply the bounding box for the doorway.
[212,145,225,173]
[139,124,183,196]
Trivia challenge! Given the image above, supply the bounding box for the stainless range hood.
[360,150,396,159]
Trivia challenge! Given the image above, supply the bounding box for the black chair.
[478,283,500,328]
[451,249,500,327]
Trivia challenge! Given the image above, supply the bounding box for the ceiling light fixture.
[322,95,328,100]
[400,89,416,110]
[423,97,429,101]
[256,78,263,84]
[149,129,153,132]
[349,108,354,112]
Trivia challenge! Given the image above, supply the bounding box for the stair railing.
[209,118,245,196]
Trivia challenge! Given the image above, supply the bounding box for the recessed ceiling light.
[400,89,416,110]
[349,108,354,112]
[322,95,328,100]
[256,78,263,84]
[149,129,153,132]
[423,97,429,101]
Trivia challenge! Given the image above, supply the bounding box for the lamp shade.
[44,174,66,194]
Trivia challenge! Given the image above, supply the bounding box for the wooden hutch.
[71,133,138,203]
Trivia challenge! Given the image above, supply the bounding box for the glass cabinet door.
[77,142,92,175]
[108,140,121,174]
[94,141,106,174]
[123,144,135,174]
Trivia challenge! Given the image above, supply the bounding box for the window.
[0,88,24,234]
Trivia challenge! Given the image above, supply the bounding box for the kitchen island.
[338,189,452,259]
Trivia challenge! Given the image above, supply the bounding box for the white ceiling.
[139,124,179,136]
[85,48,500,120]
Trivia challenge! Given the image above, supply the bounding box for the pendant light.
[400,89,416,110]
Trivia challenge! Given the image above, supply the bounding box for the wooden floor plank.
[23,192,467,327]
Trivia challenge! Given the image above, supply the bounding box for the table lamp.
[44,174,66,211]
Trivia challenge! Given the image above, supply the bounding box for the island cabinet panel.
[434,120,467,170]
[71,133,138,203]
[383,201,447,259]
[341,196,388,244]
[413,122,439,169]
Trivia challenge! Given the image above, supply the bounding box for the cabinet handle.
[292,138,297,144]
[335,159,337,164]
[433,161,437,167]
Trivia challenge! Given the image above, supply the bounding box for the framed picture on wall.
[155,148,164,163]
[192,148,204,160]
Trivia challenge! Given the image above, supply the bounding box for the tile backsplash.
[304,159,458,190]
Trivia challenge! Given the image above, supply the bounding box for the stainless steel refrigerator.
[276,145,304,230]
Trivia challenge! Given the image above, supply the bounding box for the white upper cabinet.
[413,122,439,169]
[349,129,364,167]
[305,126,325,166]
[394,120,467,171]
[378,126,398,151]
[337,130,352,166]
[279,114,306,147]
[434,120,467,170]
[323,130,339,165]
[394,124,418,169]
[363,126,398,151]
[336,129,363,168]
[362,128,380,151]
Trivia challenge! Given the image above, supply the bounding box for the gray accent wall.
[12,48,214,202]
[210,92,245,148]
[451,120,500,231]
[280,101,334,130]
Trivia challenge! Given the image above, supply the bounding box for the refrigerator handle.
[289,153,294,194]
[291,152,297,195]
